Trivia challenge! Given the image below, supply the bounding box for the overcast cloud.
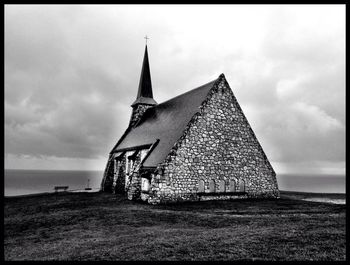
[5,5,345,174]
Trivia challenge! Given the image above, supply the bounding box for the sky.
[5,5,345,175]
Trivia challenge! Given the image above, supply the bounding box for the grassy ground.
[4,191,346,261]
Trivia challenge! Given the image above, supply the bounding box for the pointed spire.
[137,45,153,98]
[132,45,157,106]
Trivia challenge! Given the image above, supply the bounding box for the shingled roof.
[113,75,221,168]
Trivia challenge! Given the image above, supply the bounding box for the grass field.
[4,191,346,261]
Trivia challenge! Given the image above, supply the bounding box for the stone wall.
[147,76,279,204]
[127,152,143,200]
[113,158,126,194]
[129,104,153,127]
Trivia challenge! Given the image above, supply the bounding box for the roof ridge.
[156,77,219,107]
[132,74,225,128]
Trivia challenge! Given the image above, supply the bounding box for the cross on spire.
[144,35,149,45]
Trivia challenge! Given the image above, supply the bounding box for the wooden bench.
[54,186,69,192]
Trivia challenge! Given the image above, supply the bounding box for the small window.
[229,179,236,192]
[198,180,205,192]
[166,174,171,186]
[219,180,225,192]
[239,180,245,192]
[209,179,216,192]
[141,178,150,192]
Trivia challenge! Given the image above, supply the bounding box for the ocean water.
[4,169,104,197]
[4,170,346,196]
[277,174,345,194]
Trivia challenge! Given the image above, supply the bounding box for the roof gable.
[113,75,221,167]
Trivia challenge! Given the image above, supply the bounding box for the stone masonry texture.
[129,104,153,127]
[146,77,279,204]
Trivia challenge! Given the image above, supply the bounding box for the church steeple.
[129,44,157,127]
[131,45,157,107]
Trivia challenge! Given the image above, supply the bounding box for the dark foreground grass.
[4,191,345,261]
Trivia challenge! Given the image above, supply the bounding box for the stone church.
[101,45,279,204]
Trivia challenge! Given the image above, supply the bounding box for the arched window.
[219,180,226,192]
[166,173,171,186]
[239,179,245,192]
[209,179,216,192]
[198,180,205,193]
[229,179,236,192]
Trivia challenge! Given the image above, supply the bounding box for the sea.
[4,169,346,197]
[4,170,104,197]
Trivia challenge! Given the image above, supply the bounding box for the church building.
[101,45,279,204]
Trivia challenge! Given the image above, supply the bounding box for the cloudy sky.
[5,5,345,175]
